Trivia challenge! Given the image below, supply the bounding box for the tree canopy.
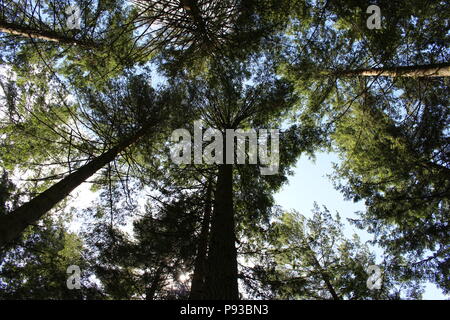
[0,0,448,300]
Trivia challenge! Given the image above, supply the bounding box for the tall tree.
[331,77,450,294]
[0,73,191,249]
[169,58,315,299]
[189,179,213,299]
[242,205,423,300]
[332,63,450,78]
[0,126,148,248]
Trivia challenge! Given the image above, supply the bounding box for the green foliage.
[0,0,448,300]
[332,78,450,293]
[242,205,423,299]
[0,216,101,299]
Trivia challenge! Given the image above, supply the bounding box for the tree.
[0,19,97,47]
[0,125,149,248]
[0,213,102,299]
[189,179,212,299]
[164,56,320,299]
[331,77,450,294]
[81,184,207,299]
[0,73,192,250]
[1,0,448,301]
[332,63,450,78]
[273,1,449,295]
[242,205,423,300]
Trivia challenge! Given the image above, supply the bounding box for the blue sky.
[274,151,448,300]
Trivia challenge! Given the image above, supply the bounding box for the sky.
[274,151,448,300]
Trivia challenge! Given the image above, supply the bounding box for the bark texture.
[334,62,450,78]
[204,164,239,300]
[0,19,96,47]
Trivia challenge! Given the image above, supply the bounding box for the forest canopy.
[0,0,448,300]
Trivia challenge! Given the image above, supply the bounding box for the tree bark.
[306,243,340,300]
[0,19,96,47]
[204,164,239,299]
[189,180,213,300]
[0,127,147,249]
[333,62,450,78]
[319,268,340,300]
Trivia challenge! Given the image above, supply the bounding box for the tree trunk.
[204,164,239,299]
[0,19,96,47]
[320,269,340,300]
[334,62,450,78]
[0,128,147,249]
[181,0,205,26]
[189,180,213,300]
[306,243,340,300]
[180,0,210,42]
